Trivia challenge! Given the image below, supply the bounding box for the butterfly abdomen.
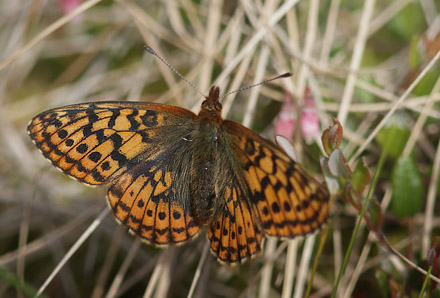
[188,119,224,224]
[189,158,216,224]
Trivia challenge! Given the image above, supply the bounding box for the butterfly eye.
[215,101,222,111]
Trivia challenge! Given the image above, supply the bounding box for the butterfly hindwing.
[208,181,264,263]
[27,101,197,185]
[224,120,329,238]
[107,164,200,245]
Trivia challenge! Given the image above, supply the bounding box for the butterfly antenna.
[144,45,207,98]
[220,72,292,100]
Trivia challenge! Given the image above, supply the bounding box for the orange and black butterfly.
[28,75,329,265]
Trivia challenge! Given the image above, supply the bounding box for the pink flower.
[300,88,320,144]
[275,92,296,139]
[60,0,81,15]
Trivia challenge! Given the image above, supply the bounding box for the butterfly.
[27,85,329,264]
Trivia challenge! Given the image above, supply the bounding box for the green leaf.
[409,35,422,70]
[352,158,371,193]
[376,116,411,158]
[327,149,351,179]
[391,156,423,218]
[412,67,440,96]
[387,2,424,41]
[321,119,343,155]
[320,156,339,195]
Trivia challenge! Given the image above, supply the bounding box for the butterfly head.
[199,86,223,123]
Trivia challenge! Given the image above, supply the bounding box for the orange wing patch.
[107,166,200,245]
[225,120,329,238]
[208,182,264,264]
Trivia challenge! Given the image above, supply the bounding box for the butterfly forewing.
[28,102,197,185]
[224,120,329,238]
